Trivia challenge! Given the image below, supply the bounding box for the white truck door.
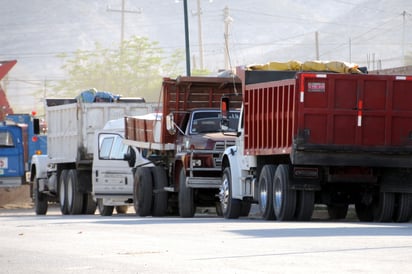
[92,132,133,198]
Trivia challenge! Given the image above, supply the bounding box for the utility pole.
[315,31,320,60]
[192,0,204,70]
[401,11,411,66]
[183,0,191,76]
[223,6,233,70]
[107,0,142,46]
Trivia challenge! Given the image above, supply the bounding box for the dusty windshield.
[190,111,239,134]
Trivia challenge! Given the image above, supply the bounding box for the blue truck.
[0,113,47,187]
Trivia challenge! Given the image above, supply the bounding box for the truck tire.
[273,165,296,221]
[258,165,276,220]
[83,193,97,215]
[393,193,412,223]
[373,191,395,222]
[327,204,348,220]
[151,166,168,217]
[67,169,84,215]
[34,179,48,215]
[133,167,153,217]
[116,205,128,214]
[97,199,114,216]
[178,168,195,218]
[79,171,96,214]
[295,190,315,221]
[59,170,69,215]
[220,167,241,219]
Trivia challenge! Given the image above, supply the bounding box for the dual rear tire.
[59,169,96,215]
[133,166,168,217]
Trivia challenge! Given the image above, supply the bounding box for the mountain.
[0,0,411,113]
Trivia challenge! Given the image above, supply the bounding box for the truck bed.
[46,99,158,164]
[239,69,412,167]
[125,76,242,147]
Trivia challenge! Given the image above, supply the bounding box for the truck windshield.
[191,111,239,134]
[0,131,14,147]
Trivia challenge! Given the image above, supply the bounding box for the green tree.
[52,36,184,102]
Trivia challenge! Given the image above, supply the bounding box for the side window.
[99,136,114,159]
[98,133,127,160]
[110,136,127,160]
[0,131,15,147]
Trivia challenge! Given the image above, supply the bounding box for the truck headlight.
[192,159,202,167]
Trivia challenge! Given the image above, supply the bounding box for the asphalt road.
[1,207,412,274]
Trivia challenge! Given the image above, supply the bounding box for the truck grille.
[214,140,235,151]
[214,140,235,167]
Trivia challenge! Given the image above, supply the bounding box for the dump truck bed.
[239,69,412,167]
[46,99,156,164]
[125,76,242,147]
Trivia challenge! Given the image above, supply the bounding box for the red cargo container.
[241,71,412,167]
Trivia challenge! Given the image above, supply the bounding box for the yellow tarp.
[248,60,362,74]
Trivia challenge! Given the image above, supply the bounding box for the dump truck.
[30,96,155,215]
[124,76,242,217]
[220,64,412,222]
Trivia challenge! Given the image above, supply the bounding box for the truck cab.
[173,108,240,187]
[92,119,152,216]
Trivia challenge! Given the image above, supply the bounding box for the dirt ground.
[0,185,33,209]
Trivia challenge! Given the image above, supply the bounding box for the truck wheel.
[116,205,128,214]
[178,168,195,218]
[295,190,314,221]
[34,179,48,215]
[373,191,395,222]
[133,167,153,217]
[355,202,374,222]
[220,167,241,219]
[59,170,69,215]
[97,199,114,216]
[151,166,168,217]
[78,171,96,214]
[258,165,276,220]
[327,204,348,220]
[82,193,97,215]
[67,169,84,215]
[393,193,412,223]
[273,165,296,221]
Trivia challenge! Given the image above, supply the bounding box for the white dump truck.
[30,96,156,215]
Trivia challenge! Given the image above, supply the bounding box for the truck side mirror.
[220,97,230,131]
[33,118,40,135]
[166,113,176,135]
[124,147,136,168]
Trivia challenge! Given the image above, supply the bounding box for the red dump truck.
[220,66,412,222]
[124,76,241,217]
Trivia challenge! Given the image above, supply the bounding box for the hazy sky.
[0,0,411,112]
